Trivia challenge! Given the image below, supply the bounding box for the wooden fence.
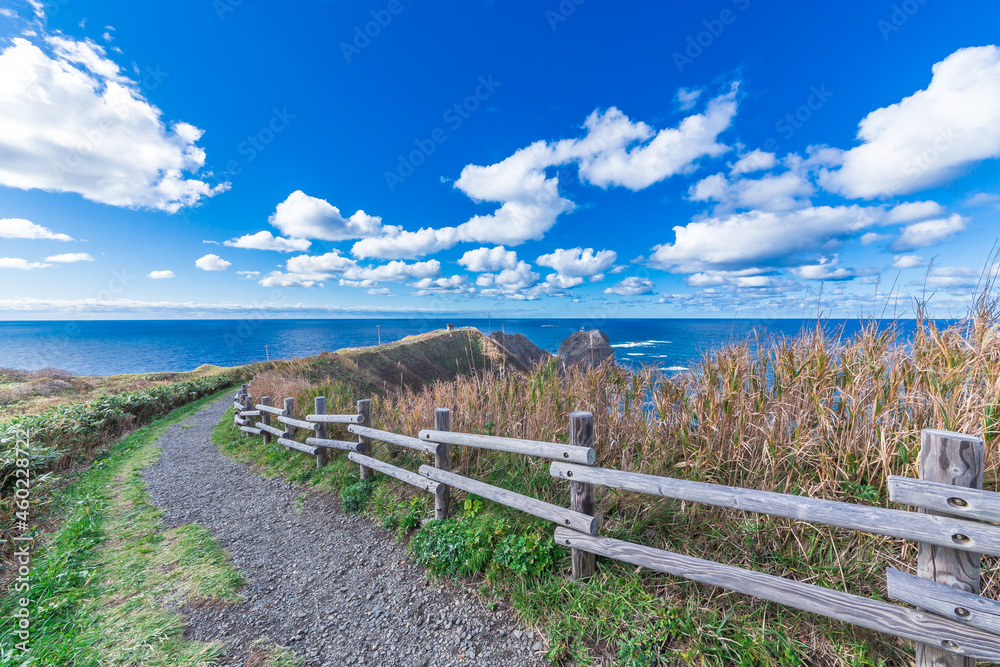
[230,384,1000,665]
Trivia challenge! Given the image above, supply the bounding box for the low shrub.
[340,478,376,513]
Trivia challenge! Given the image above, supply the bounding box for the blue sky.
[0,0,998,319]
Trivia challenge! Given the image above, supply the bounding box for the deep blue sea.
[0,318,936,376]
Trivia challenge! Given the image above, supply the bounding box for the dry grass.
[318,305,999,664]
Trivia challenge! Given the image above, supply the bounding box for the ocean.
[0,318,934,376]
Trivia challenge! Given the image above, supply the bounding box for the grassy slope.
[0,364,239,418]
[0,390,299,667]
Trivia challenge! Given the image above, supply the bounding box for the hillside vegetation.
[231,307,1000,666]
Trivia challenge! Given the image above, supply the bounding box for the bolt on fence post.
[915,428,984,667]
[434,408,451,520]
[283,397,295,440]
[315,395,328,468]
[357,399,373,480]
[260,396,271,445]
[569,411,596,580]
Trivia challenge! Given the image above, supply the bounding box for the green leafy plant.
[340,478,376,513]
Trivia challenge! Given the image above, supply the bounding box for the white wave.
[662,366,688,371]
[612,340,671,349]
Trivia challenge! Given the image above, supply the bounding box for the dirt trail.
[142,397,544,667]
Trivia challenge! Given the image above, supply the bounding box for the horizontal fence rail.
[889,475,1000,523]
[305,437,363,452]
[549,463,1000,557]
[349,452,441,494]
[419,429,595,464]
[277,438,317,455]
[255,422,285,438]
[887,567,1000,636]
[277,415,318,431]
[255,403,286,416]
[306,413,365,424]
[349,424,441,455]
[554,528,1000,663]
[419,465,598,535]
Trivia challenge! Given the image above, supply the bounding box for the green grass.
[0,390,286,667]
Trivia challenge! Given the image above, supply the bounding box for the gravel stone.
[143,397,544,667]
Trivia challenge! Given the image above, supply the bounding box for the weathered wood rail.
[230,385,1000,665]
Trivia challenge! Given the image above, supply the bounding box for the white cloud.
[457,246,519,273]
[285,251,356,276]
[367,287,392,296]
[536,247,617,279]
[409,275,470,293]
[603,276,655,296]
[147,269,175,279]
[44,252,92,263]
[345,260,441,283]
[892,254,925,269]
[729,149,776,176]
[791,258,860,281]
[263,252,441,288]
[648,205,881,273]
[914,266,979,290]
[236,270,260,280]
[475,261,540,292]
[675,87,702,111]
[269,191,385,241]
[685,269,779,288]
[224,231,311,253]
[0,257,50,270]
[195,254,231,271]
[0,218,73,240]
[860,232,888,245]
[0,37,226,212]
[821,46,1000,198]
[688,169,813,212]
[353,86,738,259]
[891,214,966,250]
[886,201,944,223]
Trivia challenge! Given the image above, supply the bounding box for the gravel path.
[142,397,545,667]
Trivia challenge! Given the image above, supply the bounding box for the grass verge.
[1,390,247,666]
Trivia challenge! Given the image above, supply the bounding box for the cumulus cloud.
[44,252,92,262]
[262,252,441,288]
[688,169,813,212]
[534,247,616,288]
[891,214,966,250]
[269,191,385,241]
[224,231,311,253]
[648,205,881,273]
[603,276,655,296]
[0,257,50,270]
[892,254,925,269]
[147,269,174,279]
[729,149,776,176]
[474,261,540,292]
[0,36,226,211]
[195,254,231,271]
[886,201,944,223]
[457,246,519,273]
[353,86,738,259]
[821,46,1000,198]
[914,266,979,290]
[0,218,73,240]
[790,258,861,281]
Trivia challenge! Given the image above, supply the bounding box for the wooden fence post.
[434,408,451,520]
[569,411,596,580]
[315,396,328,468]
[357,399,373,480]
[283,397,295,440]
[261,396,271,445]
[916,429,985,667]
